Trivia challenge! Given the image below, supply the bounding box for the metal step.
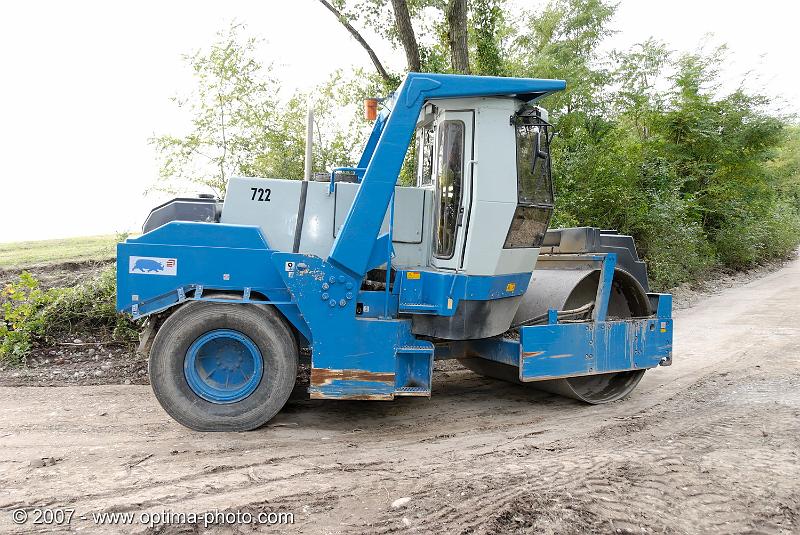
[395,386,430,397]
[399,303,439,314]
[395,345,434,354]
[394,344,434,396]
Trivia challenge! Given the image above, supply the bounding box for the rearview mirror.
[535,129,548,160]
[532,128,548,172]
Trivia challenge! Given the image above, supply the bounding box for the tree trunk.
[446,0,470,74]
[317,0,392,84]
[390,0,421,72]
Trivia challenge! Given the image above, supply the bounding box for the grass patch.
[0,235,122,270]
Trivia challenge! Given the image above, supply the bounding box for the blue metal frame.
[466,253,673,381]
[270,253,434,399]
[384,189,395,318]
[116,222,311,343]
[356,107,389,170]
[519,314,672,380]
[396,269,530,316]
[467,306,672,381]
[592,253,615,321]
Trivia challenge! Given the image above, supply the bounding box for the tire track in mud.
[354,367,800,535]
[144,370,799,535]
[6,362,798,534]
[4,363,799,535]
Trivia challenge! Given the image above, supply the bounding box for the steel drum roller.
[460,266,651,404]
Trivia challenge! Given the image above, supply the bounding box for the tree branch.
[218,94,227,184]
[317,0,392,83]
[390,0,421,72]
[446,0,470,74]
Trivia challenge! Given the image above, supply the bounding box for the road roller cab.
[116,73,673,431]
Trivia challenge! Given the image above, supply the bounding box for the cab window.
[505,111,554,249]
[416,126,434,187]
[433,120,465,258]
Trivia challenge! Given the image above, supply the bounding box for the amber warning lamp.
[364,98,379,121]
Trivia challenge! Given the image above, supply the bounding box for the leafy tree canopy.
[152,3,800,289]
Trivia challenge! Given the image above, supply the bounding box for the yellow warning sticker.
[506,283,516,292]
[407,272,421,280]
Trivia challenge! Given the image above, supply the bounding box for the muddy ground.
[0,257,799,533]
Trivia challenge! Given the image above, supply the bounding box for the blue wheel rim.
[184,329,264,404]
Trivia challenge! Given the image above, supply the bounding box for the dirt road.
[1,258,799,534]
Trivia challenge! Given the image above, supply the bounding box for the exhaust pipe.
[293,105,314,252]
[304,106,314,181]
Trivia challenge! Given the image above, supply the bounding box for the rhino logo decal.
[129,256,177,276]
[133,259,164,272]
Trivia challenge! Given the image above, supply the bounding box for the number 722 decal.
[250,187,272,202]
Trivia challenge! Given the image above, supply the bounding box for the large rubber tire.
[149,301,298,431]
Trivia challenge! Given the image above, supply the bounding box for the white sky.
[1,0,797,243]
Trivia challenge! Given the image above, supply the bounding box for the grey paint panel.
[221,177,428,267]
[221,177,302,252]
[298,181,338,258]
[334,185,424,244]
[388,187,425,244]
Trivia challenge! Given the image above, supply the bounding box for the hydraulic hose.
[510,301,595,329]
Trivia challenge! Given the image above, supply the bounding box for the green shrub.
[0,269,138,366]
[712,201,800,271]
[638,212,714,290]
[1,272,54,364]
[760,202,800,259]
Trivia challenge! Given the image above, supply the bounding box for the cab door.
[430,110,474,271]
